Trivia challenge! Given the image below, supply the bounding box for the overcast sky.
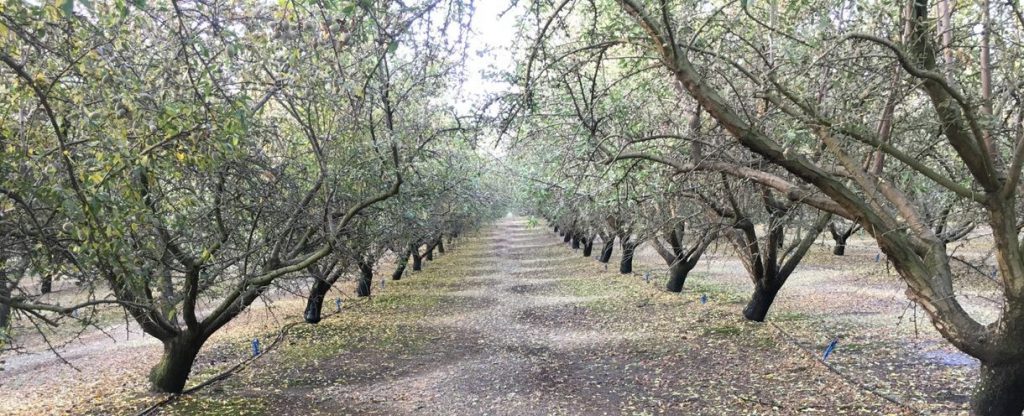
[453,1,520,114]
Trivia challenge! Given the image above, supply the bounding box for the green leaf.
[387,41,398,54]
[59,0,74,17]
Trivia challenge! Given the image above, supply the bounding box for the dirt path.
[2,217,970,415]
[177,217,917,415]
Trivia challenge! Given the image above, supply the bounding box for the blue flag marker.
[335,298,342,312]
[643,271,651,283]
[700,294,708,304]
[380,279,385,289]
[822,337,839,362]
[875,253,880,262]
[251,338,261,357]
[991,266,998,278]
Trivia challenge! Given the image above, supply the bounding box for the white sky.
[452,0,520,115]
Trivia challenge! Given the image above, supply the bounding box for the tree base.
[972,361,1024,415]
[742,284,779,321]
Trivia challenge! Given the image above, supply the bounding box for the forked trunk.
[356,262,373,297]
[665,261,695,293]
[832,237,847,256]
[149,332,206,393]
[742,283,780,321]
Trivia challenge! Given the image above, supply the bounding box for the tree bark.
[411,246,423,271]
[832,236,848,256]
[742,283,780,322]
[582,238,594,257]
[392,251,410,280]
[425,245,434,261]
[620,239,636,274]
[304,278,331,324]
[437,236,445,254]
[40,275,52,294]
[149,332,206,393]
[356,261,373,297]
[599,238,615,263]
[0,274,11,332]
[563,231,571,243]
[665,261,695,293]
[571,233,581,249]
[972,360,1024,415]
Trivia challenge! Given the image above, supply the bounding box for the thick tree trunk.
[554,225,559,233]
[563,232,571,243]
[425,246,434,261]
[412,248,423,271]
[665,261,695,293]
[437,237,445,254]
[832,236,847,256]
[582,239,594,257]
[304,278,331,324]
[392,253,409,280]
[356,262,373,297]
[599,239,614,263]
[620,242,636,274]
[742,283,780,321]
[40,275,52,294]
[571,234,581,250]
[149,333,206,393]
[972,360,1024,415]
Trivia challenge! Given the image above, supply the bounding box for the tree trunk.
[425,244,435,261]
[742,283,780,322]
[40,275,52,294]
[972,360,1024,415]
[437,237,445,254]
[571,234,581,249]
[832,235,847,256]
[599,239,614,263]
[304,278,331,324]
[356,262,373,297]
[563,232,571,243]
[665,261,695,293]
[0,276,11,332]
[392,252,409,280]
[412,248,423,271]
[582,239,594,257]
[554,225,559,233]
[149,332,206,393]
[620,241,636,274]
